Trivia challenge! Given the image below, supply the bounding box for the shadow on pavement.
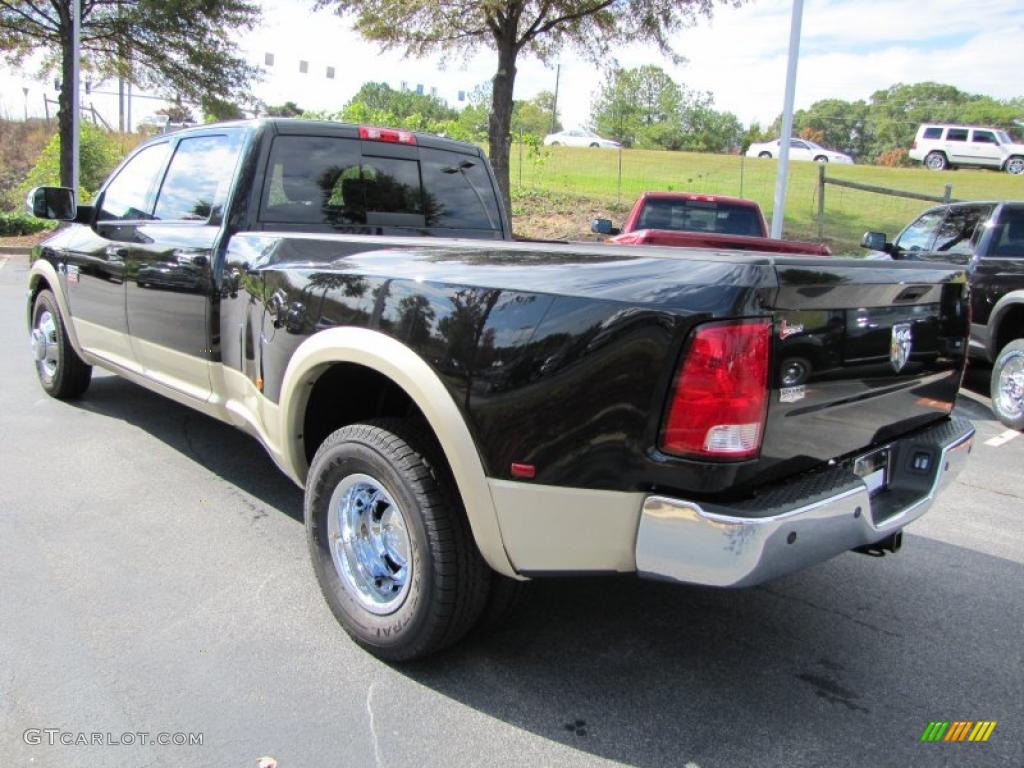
[75,373,304,523]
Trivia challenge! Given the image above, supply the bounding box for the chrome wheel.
[327,473,412,615]
[780,357,810,387]
[32,310,59,382]
[925,152,947,171]
[995,353,1024,420]
[1006,157,1024,175]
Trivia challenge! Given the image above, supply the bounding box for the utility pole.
[22,86,28,121]
[770,0,804,240]
[71,0,81,194]
[550,64,560,133]
[118,77,125,131]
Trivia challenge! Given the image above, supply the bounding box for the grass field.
[509,145,1024,254]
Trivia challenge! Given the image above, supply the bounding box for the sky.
[1,0,1022,131]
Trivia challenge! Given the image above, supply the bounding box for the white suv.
[909,124,1024,175]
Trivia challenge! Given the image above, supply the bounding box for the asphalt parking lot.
[0,255,1021,768]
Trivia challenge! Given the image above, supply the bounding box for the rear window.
[922,127,943,140]
[636,198,763,237]
[933,205,993,256]
[990,208,1024,258]
[946,128,969,142]
[259,135,500,233]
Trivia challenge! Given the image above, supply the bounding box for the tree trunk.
[58,12,75,189]
[488,39,517,225]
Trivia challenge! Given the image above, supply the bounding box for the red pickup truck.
[592,192,831,255]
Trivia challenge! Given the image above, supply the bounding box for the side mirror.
[861,231,888,252]
[591,218,620,236]
[28,186,77,221]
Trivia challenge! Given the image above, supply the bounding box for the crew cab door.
[68,140,172,370]
[124,131,245,401]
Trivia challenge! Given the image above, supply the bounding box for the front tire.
[990,340,1024,430]
[30,289,91,399]
[1005,156,1024,175]
[305,420,489,661]
[758,151,772,159]
[814,155,828,163]
[924,151,948,171]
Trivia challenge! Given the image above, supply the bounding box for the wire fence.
[507,143,992,254]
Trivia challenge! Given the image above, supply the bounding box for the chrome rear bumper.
[636,417,975,587]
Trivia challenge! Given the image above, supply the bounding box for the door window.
[154,134,244,221]
[98,142,170,221]
[971,130,997,145]
[990,208,1024,258]
[922,127,943,139]
[946,128,968,142]
[894,210,944,255]
[933,206,993,256]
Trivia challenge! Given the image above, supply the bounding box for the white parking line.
[985,429,1021,447]
[0,257,8,270]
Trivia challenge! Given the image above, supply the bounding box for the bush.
[0,212,56,236]
[18,122,126,205]
[876,147,911,168]
[0,119,56,212]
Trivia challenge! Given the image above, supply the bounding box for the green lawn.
[509,145,1024,254]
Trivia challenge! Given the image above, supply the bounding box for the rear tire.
[924,151,948,171]
[589,142,600,148]
[990,340,1024,430]
[758,151,772,159]
[1005,156,1024,175]
[30,289,91,399]
[814,155,828,163]
[305,419,489,661]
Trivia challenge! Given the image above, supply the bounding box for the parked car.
[543,129,620,148]
[26,118,974,662]
[592,191,831,255]
[746,138,853,164]
[862,201,1024,427]
[908,124,1024,175]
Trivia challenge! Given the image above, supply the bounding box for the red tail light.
[359,125,417,145]
[661,319,771,460]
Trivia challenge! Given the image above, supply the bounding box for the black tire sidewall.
[306,433,436,655]
[990,341,1024,430]
[32,291,66,395]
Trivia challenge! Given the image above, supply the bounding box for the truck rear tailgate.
[763,260,969,469]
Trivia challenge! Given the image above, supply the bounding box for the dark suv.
[862,201,1024,428]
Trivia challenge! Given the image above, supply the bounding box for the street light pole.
[71,0,81,195]
[770,0,804,240]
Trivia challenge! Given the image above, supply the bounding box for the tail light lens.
[661,319,771,460]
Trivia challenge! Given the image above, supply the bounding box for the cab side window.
[990,209,1024,258]
[98,142,170,221]
[894,211,944,256]
[154,134,244,222]
[933,205,993,256]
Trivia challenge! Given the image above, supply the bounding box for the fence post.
[739,154,745,198]
[943,183,952,203]
[616,147,623,207]
[817,163,826,241]
[518,129,523,190]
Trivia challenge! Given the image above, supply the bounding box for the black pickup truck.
[863,201,1024,428]
[27,119,975,661]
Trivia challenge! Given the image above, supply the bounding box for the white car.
[908,124,1024,175]
[543,129,621,149]
[746,138,853,164]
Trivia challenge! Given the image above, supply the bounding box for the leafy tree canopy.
[0,0,261,186]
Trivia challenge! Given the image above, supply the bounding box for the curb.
[0,246,32,257]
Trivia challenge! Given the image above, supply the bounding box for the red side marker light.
[510,463,536,479]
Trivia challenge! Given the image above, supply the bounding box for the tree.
[0,0,260,188]
[791,98,870,159]
[156,103,195,124]
[266,101,305,117]
[320,0,733,215]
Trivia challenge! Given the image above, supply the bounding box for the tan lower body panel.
[488,479,645,573]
